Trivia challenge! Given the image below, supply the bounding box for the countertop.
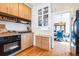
[36,35,50,37]
[0,31,32,37]
[0,32,20,37]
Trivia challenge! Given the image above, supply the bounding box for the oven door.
[3,41,21,56]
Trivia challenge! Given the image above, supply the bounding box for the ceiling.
[27,3,50,8]
[27,3,79,13]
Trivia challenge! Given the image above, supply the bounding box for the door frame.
[51,11,72,48]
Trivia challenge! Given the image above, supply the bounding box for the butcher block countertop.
[36,35,50,37]
[0,32,20,37]
[0,31,32,37]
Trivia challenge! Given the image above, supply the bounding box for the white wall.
[0,21,27,31]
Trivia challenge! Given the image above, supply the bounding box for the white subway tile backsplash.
[0,21,27,32]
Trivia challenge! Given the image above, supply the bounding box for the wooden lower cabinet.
[36,36,50,50]
[21,33,33,50]
[42,38,49,50]
[36,37,41,48]
[42,43,49,50]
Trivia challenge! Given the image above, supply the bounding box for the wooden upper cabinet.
[19,3,31,21]
[8,3,19,16]
[23,5,29,19]
[0,3,31,21]
[0,3,19,16]
[18,3,23,18]
[27,7,32,21]
[19,4,27,19]
[0,3,9,13]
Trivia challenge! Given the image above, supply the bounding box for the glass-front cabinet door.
[38,9,42,26]
[37,4,51,30]
[43,6,48,26]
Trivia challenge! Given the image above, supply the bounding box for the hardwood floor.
[16,41,70,56]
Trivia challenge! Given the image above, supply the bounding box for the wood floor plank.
[16,41,70,56]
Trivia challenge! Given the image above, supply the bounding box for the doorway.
[51,12,71,55]
[54,22,65,41]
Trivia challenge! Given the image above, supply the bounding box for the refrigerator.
[71,10,79,56]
